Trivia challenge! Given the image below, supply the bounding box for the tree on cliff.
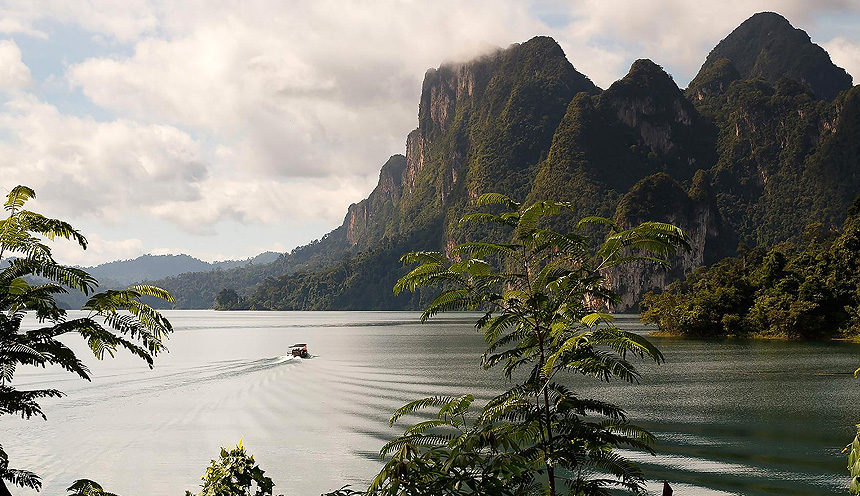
[0,186,175,494]
[215,288,241,310]
[641,196,860,339]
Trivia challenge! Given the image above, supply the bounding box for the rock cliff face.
[597,59,716,181]
[344,154,407,246]
[343,36,599,251]
[609,172,726,310]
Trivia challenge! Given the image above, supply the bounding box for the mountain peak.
[744,11,792,28]
[693,12,852,100]
[602,58,685,106]
[629,58,667,75]
[623,59,680,89]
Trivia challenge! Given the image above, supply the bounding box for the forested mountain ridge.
[85,252,281,286]
[47,252,279,309]
[154,12,859,311]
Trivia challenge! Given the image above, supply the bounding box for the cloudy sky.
[0,1,857,266]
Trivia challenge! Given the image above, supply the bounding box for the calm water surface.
[3,311,859,495]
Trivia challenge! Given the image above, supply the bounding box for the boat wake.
[275,354,302,364]
[274,353,317,363]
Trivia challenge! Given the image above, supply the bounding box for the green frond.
[389,396,461,425]
[458,212,517,227]
[379,433,453,457]
[542,333,588,378]
[0,386,64,419]
[592,327,664,363]
[66,479,120,496]
[1,258,97,295]
[404,419,448,435]
[453,242,520,258]
[515,201,571,236]
[399,251,447,266]
[576,215,619,231]
[479,313,520,344]
[580,450,645,487]
[581,312,614,328]
[4,185,35,212]
[600,255,669,269]
[127,284,175,304]
[420,289,472,322]
[394,264,467,295]
[448,258,492,276]
[437,394,474,420]
[599,421,658,450]
[474,192,520,210]
[17,211,87,248]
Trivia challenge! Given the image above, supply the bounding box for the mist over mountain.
[153,12,859,311]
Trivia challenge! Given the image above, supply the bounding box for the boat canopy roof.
[290,343,307,347]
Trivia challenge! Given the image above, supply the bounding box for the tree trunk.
[543,382,556,496]
[536,324,556,496]
[0,479,14,496]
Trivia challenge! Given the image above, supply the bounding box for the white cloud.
[51,232,144,267]
[0,17,46,38]
[148,174,376,234]
[0,1,159,42]
[555,0,860,87]
[823,37,860,83]
[0,95,207,223]
[65,1,546,181]
[0,39,30,90]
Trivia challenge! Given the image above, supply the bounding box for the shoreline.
[648,330,860,343]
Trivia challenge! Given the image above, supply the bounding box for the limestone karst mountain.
[691,11,852,101]
[153,12,859,311]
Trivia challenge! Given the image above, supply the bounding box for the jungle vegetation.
[641,196,860,339]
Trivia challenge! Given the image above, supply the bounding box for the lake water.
[3,311,860,496]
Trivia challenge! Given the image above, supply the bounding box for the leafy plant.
[66,479,120,496]
[850,364,860,495]
[0,185,174,493]
[383,193,688,495]
[186,440,274,496]
[0,443,40,493]
[848,424,860,495]
[322,486,364,496]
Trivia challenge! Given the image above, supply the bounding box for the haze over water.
[3,311,859,495]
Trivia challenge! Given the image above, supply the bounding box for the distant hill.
[50,252,281,308]
[154,11,859,311]
[83,252,281,287]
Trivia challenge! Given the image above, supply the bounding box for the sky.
[0,1,857,266]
